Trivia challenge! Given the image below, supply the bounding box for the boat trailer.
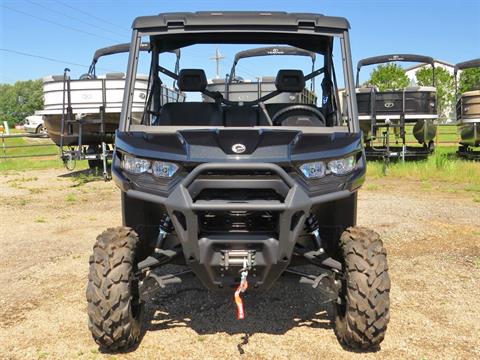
[59,68,112,180]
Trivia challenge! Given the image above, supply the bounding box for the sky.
[0,0,479,85]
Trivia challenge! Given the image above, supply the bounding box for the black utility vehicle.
[86,12,390,352]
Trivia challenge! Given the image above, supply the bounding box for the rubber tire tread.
[334,226,390,350]
[86,227,143,351]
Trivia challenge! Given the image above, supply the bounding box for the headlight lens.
[299,155,356,179]
[327,155,356,175]
[121,154,179,178]
[121,154,151,174]
[152,161,179,178]
[299,161,327,179]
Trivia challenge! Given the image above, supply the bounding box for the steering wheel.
[271,105,326,126]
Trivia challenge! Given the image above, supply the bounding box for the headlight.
[327,155,356,175]
[121,154,150,174]
[121,155,179,178]
[152,161,179,178]
[299,155,356,179]
[299,161,327,179]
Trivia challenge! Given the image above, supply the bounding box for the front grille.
[194,188,283,202]
[199,210,278,234]
[195,188,282,235]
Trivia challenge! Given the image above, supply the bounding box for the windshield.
[124,32,355,131]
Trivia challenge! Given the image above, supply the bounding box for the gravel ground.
[0,169,479,359]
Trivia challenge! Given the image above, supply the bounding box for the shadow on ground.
[57,167,111,184]
[143,265,334,337]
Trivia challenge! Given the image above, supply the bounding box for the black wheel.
[36,124,47,134]
[88,159,104,170]
[334,227,390,350]
[87,145,104,170]
[86,227,144,351]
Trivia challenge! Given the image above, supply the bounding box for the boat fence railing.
[0,133,58,159]
[368,123,460,147]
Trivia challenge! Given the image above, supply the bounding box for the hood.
[115,128,362,164]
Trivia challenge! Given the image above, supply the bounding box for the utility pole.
[209,48,225,79]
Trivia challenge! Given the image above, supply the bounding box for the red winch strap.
[234,276,248,320]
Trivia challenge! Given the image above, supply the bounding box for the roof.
[404,59,455,72]
[92,43,150,63]
[132,11,350,31]
[357,54,435,70]
[233,46,316,65]
[455,58,480,72]
[91,43,180,64]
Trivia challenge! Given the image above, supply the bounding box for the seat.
[156,102,223,126]
[155,68,223,126]
[223,106,259,127]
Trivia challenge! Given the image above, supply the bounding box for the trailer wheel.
[87,145,103,170]
[86,227,144,351]
[334,227,390,350]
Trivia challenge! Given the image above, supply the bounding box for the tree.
[367,63,409,91]
[458,68,480,93]
[416,66,455,120]
[0,80,44,127]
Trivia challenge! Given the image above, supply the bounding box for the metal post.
[102,141,108,180]
[340,31,359,133]
[210,48,225,79]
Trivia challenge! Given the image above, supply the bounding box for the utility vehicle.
[86,11,390,352]
[354,54,438,160]
[455,58,480,159]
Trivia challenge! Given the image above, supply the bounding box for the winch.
[222,250,255,270]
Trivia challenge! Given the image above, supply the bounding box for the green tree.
[0,79,44,127]
[458,68,480,93]
[416,66,455,120]
[368,63,409,91]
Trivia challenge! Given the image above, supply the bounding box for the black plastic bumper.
[121,162,353,290]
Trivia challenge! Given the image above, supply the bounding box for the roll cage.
[120,11,359,133]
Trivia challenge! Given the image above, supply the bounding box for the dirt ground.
[0,168,479,360]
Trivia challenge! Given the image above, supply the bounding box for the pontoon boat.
[37,43,184,176]
[204,46,317,105]
[455,58,480,159]
[355,54,438,160]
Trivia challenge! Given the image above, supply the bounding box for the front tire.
[36,124,47,134]
[86,227,144,351]
[334,227,390,350]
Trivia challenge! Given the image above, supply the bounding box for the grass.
[0,135,89,172]
[369,124,459,146]
[65,193,77,203]
[0,136,57,156]
[367,147,480,188]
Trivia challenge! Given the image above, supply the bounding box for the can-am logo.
[231,144,246,154]
[384,102,395,108]
[267,48,284,55]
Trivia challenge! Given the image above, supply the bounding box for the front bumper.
[115,160,358,290]
[24,124,39,133]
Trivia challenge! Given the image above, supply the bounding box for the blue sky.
[1,0,479,85]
